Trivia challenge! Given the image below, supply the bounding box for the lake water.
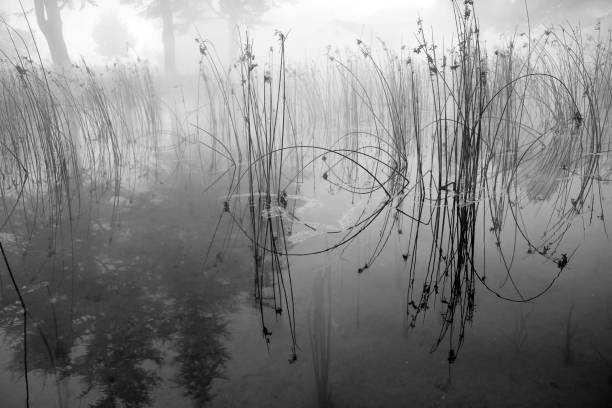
[1,145,611,407]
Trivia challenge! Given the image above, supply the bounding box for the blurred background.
[1,0,611,75]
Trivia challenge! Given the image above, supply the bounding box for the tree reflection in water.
[0,182,245,407]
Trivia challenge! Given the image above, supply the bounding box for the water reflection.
[0,180,247,406]
[2,2,612,406]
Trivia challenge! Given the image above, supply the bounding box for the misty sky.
[2,0,612,71]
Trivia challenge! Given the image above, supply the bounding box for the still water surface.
[0,160,611,407]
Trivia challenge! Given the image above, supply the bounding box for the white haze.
[2,0,612,73]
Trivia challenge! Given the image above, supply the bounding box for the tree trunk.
[159,0,176,77]
[34,0,71,68]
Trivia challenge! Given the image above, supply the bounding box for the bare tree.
[33,0,94,68]
[122,0,294,76]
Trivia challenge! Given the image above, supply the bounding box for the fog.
[2,0,611,74]
[2,1,612,407]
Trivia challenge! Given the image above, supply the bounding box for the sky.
[1,0,612,73]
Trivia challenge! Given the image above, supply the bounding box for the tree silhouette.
[208,0,287,64]
[212,0,276,29]
[120,0,209,77]
[32,0,94,68]
[122,0,293,76]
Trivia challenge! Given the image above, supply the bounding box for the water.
[209,176,612,407]
[1,156,611,407]
[3,2,612,404]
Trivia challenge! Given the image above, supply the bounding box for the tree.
[210,0,299,61]
[33,0,92,68]
[121,0,210,77]
[212,0,275,30]
[208,0,280,63]
[33,0,70,67]
[122,0,294,76]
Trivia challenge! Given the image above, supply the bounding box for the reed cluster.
[198,0,612,363]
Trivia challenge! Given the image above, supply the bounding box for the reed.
[197,32,300,356]
[193,0,612,366]
[0,20,164,405]
[0,32,161,249]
